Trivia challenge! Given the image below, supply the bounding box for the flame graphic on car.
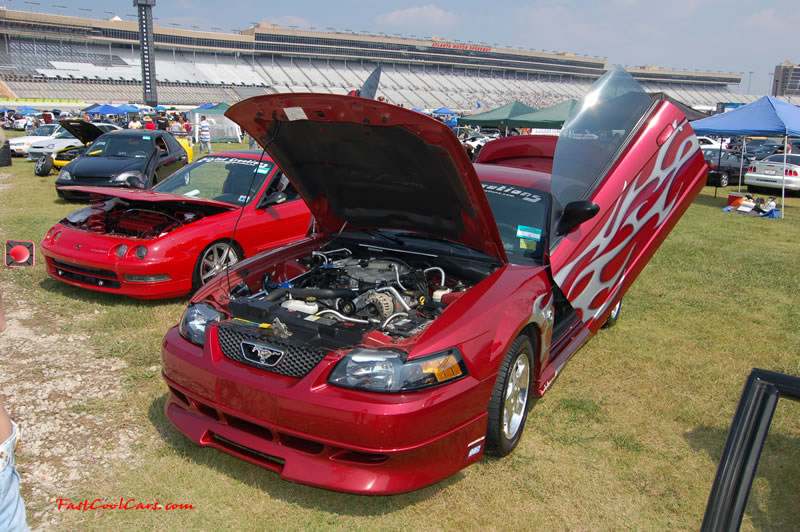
[554,119,700,322]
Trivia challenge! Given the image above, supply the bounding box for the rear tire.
[718,172,729,188]
[486,335,534,457]
[34,155,53,176]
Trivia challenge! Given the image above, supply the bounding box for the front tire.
[34,155,53,176]
[193,240,240,290]
[718,172,729,188]
[486,335,534,457]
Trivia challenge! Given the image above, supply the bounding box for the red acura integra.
[40,152,310,299]
[161,67,708,494]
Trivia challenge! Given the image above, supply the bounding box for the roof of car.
[103,129,170,137]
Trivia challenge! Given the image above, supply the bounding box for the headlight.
[113,170,144,187]
[115,244,128,258]
[46,143,55,149]
[328,347,467,393]
[179,303,222,346]
[134,245,147,260]
[58,169,72,181]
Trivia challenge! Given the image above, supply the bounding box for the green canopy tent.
[190,102,240,143]
[506,99,579,129]
[458,101,537,127]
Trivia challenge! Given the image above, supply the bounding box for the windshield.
[153,155,274,205]
[86,135,153,158]
[482,182,549,263]
[30,125,57,136]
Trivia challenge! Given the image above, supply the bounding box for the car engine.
[227,247,477,345]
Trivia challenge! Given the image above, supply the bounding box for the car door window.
[155,136,169,156]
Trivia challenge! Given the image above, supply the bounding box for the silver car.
[744,153,800,192]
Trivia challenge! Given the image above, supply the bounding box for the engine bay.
[62,197,232,239]
[226,246,492,348]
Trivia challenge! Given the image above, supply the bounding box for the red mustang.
[40,152,310,299]
[161,67,707,493]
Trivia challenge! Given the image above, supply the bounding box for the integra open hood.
[57,186,237,211]
[226,94,506,261]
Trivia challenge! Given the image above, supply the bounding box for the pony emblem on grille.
[241,342,284,367]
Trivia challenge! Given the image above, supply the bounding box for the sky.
[10,0,799,95]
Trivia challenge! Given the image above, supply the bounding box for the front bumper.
[744,172,800,191]
[40,226,193,299]
[162,326,492,494]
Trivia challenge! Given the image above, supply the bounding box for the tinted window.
[764,154,800,165]
[482,182,549,263]
[550,66,653,211]
[30,124,57,136]
[154,156,273,205]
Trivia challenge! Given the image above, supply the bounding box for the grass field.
[1,129,799,530]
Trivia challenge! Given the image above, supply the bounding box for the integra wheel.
[34,155,53,176]
[486,335,534,457]
[193,240,240,289]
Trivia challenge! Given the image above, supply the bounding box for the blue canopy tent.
[691,96,800,218]
[86,104,124,115]
[432,106,456,115]
[154,105,167,111]
[194,103,214,110]
[116,103,140,113]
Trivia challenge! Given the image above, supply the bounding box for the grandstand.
[0,8,793,110]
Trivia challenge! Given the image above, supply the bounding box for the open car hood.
[226,94,506,261]
[58,119,106,145]
[56,186,237,210]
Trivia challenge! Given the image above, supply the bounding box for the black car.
[55,130,188,200]
[745,144,782,161]
[701,148,750,187]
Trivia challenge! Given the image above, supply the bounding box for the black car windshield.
[154,155,273,205]
[763,154,800,165]
[86,135,153,157]
[482,181,550,263]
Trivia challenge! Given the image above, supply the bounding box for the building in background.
[772,61,800,97]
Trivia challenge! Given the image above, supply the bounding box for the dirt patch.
[0,281,147,529]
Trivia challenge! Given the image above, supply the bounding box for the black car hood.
[67,155,148,179]
[58,119,108,145]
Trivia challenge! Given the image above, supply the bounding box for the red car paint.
[40,152,311,299]
[162,69,707,494]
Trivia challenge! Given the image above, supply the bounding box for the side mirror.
[258,191,287,209]
[555,200,599,236]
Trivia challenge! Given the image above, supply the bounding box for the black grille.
[51,259,118,279]
[217,323,328,378]
[50,258,121,289]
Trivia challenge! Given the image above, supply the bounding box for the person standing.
[155,111,169,131]
[127,116,142,129]
[143,116,156,131]
[198,115,212,154]
[0,400,27,531]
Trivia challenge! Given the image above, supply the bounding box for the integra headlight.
[328,347,467,393]
[179,303,222,346]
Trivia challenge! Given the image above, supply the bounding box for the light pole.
[768,72,775,96]
[747,71,754,94]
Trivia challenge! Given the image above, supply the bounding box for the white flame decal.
[554,119,699,321]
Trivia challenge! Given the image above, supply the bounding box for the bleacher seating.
[3,35,796,110]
